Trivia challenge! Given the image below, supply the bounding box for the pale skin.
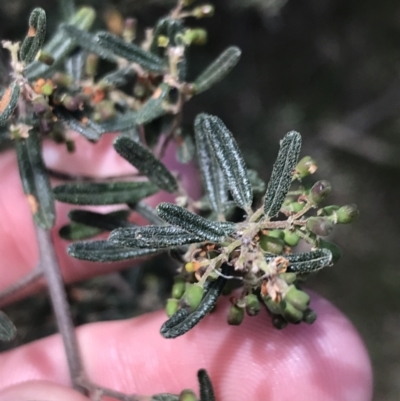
[0,134,373,401]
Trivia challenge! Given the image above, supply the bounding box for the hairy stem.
[35,224,87,394]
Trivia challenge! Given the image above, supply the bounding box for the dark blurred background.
[1,1,400,399]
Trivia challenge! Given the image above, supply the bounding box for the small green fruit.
[337,204,359,224]
[283,230,300,246]
[279,272,297,285]
[306,217,334,236]
[262,295,283,315]
[318,205,340,216]
[245,294,260,316]
[165,298,179,317]
[285,286,310,312]
[282,302,304,323]
[295,156,317,178]
[289,201,305,213]
[271,314,288,330]
[303,308,317,324]
[179,389,197,401]
[172,277,186,299]
[309,180,331,204]
[227,304,244,325]
[259,235,284,254]
[268,229,285,239]
[179,284,204,312]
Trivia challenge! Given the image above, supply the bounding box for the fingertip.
[0,381,89,401]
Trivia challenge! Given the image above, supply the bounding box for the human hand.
[0,136,373,401]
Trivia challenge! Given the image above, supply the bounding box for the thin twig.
[34,224,87,394]
[0,266,43,307]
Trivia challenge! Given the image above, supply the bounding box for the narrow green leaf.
[59,222,102,241]
[58,0,75,21]
[264,131,302,218]
[109,225,205,249]
[98,112,138,134]
[100,66,136,87]
[160,265,229,338]
[65,50,85,82]
[68,240,159,262]
[0,311,16,342]
[69,209,132,230]
[26,7,96,79]
[15,128,55,229]
[193,46,241,94]
[53,181,158,205]
[194,114,228,214]
[135,83,170,125]
[0,82,20,126]
[265,249,332,273]
[128,201,165,225]
[156,202,233,242]
[198,114,253,211]
[20,8,46,64]
[96,32,166,73]
[114,136,178,193]
[198,370,215,401]
[61,25,117,62]
[53,107,103,141]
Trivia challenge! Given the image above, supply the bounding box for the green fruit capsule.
[271,314,288,330]
[259,235,284,254]
[337,204,359,224]
[318,205,340,216]
[165,298,179,317]
[227,304,244,325]
[172,277,186,299]
[295,156,317,178]
[303,308,317,324]
[179,284,204,312]
[289,201,305,213]
[285,286,310,312]
[262,295,284,315]
[306,217,334,237]
[268,229,285,239]
[283,230,300,246]
[319,239,342,263]
[179,389,197,401]
[309,180,331,204]
[282,302,304,323]
[279,272,297,285]
[245,294,260,316]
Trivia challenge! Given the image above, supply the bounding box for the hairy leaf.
[61,25,117,62]
[100,66,136,87]
[157,202,233,242]
[194,114,228,214]
[59,222,102,241]
[25,7,95,79]
[135,83,170,125]
[69,209,132,230]
[20,8,46,64]
[96,31,165,72]
[114,136,178,193]
[264,131,302,218]
[198,370,216,401]
[0,82,20,126]
[109,225,205,249]
[265,249,332,273]
[15,128,55,229]
[198,114,253,211]
[53,106,103,141]
[98,112,138,134]
[53,181,158,205]
[193,47,241,94]
[68,240,159,262]
[0,311,16,342]
[160,266,229,338]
